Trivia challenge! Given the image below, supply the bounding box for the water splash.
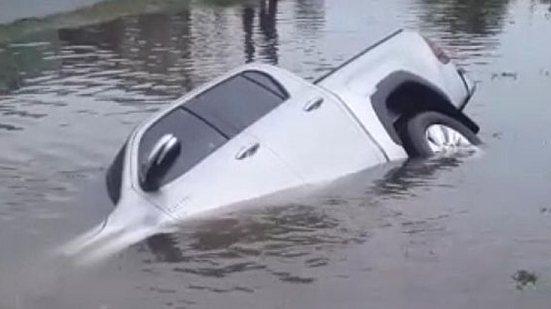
[55,193,177,266]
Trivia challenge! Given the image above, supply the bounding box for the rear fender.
[371,71,479,145]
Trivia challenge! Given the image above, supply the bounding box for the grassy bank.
[0,0,253,43]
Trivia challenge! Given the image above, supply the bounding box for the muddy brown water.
[1,0,551,308]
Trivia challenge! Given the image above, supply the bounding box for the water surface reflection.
[140,156,469,294]
[415,0,512,65]
[1,0,551,308]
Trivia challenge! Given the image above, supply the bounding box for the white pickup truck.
[63,30,480,260]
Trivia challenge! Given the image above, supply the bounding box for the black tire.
[399,111,481,157]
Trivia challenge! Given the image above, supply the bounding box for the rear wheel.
[399,111,481,157]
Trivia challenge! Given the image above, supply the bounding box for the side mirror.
[140,134,181,192]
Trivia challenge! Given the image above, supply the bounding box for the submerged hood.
[57,189,175,265]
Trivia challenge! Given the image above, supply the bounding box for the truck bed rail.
[314,29,404,84]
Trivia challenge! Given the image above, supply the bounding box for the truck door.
[247,82,387,184]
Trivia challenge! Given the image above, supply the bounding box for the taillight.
[422,36,451,64]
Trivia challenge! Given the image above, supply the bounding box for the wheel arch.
[371,70,479,145]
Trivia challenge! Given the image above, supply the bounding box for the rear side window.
[242,71,288,99]
[185,73,288,137]
[139,109,227,187]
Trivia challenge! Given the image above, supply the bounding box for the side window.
[139,109,227,187]
[185,72,288,137]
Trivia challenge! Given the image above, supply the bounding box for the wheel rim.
[425,124,472,153]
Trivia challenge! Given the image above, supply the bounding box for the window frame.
[240,70,290,101]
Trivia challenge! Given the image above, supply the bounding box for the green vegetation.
[0,0,254,44]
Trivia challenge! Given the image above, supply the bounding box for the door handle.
[235,143,260,160]
[303,97,324,112]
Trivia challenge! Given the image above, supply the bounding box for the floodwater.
[1,0,551,308]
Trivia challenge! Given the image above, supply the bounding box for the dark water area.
[1,0,551,308]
